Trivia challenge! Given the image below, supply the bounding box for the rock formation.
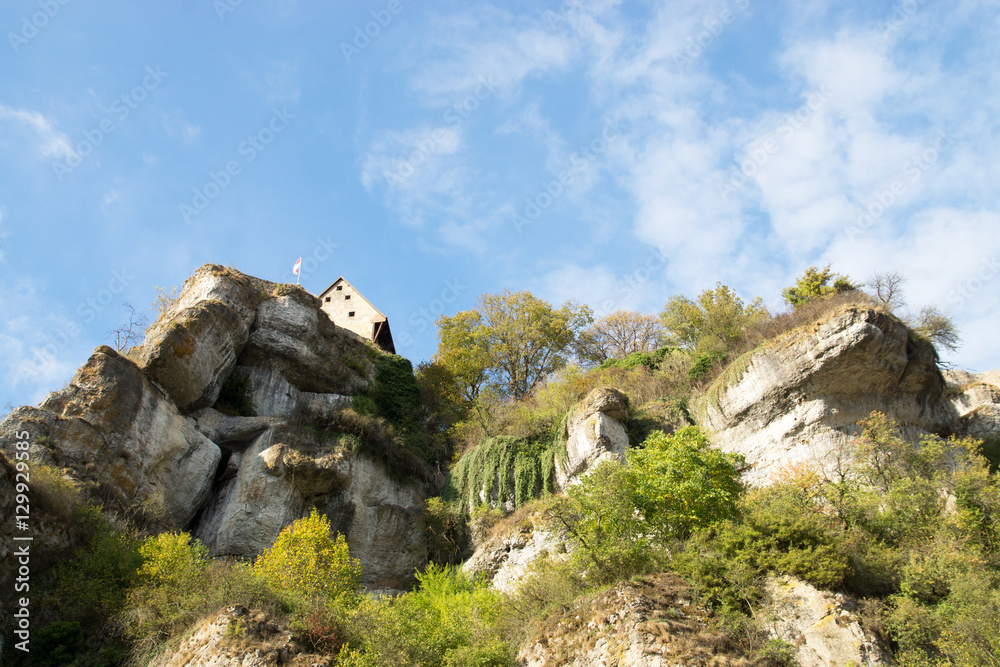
[0,264,427,589]
[695,306,998,483]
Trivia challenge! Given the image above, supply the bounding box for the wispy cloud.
[0,105,75,161]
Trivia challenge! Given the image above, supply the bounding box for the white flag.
[292,257,302,275]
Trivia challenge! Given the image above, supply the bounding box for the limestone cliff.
[694,306,997,484]
[0,264,426,588]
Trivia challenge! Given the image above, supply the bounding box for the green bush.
[336,564,516,666]
[253,508,362,605]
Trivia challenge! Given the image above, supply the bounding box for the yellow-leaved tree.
[253,508,361,603]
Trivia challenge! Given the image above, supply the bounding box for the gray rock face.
[556,387,630,490]
[462,513,566,594]
[239,295,371,396]
[764,575,891,666]
[0,347,220,527]
[192,425,425,589]
[241,366,352,422]
[696,307,958,484]
[943,368,1000,441]
[136,266,262,413]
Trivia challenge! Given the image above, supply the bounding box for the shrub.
[253,508,361,605]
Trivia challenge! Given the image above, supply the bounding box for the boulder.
[556,387,630,489]
[696,307,955,484]
[764,575,891,666]
[136,265,263,412]
[0,346,220,527]
[943,369,1000,441]
[238,295,372,396]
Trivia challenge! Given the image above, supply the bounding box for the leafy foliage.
[444,432,565,511]
[435,290,591,402]
[781,265,858,308]
[660,283,769,354]
[253,509,362,605]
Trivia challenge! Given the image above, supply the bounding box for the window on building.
[325,297,331,302]
[348,311,355,317]
[336,286,343,291]
[345,295,351,300]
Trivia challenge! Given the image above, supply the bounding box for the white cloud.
[0,105,76,161]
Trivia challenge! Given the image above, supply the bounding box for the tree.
[782,265,858,308]
[151,284,181,317]
[911,306,961,353]
[866,270,907,311]
[434,290,591,401]
[252,508,361,603]
[575,310,662,364]
[659,283,768,353]
[108,303,148,352]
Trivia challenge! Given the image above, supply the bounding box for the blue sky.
[2,0,999,409]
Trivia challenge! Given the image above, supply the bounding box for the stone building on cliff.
[318,277,395,353]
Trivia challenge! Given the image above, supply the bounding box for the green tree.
[660,283,768,353]
[627,427,745,541]
[435,290,591,401]
[253,508,362,604]
[781,265,858,308]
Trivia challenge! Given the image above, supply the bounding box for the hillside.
[1,266,998,666]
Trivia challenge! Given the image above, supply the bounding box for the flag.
[292,257,302,275]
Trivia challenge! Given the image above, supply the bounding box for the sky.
[1,0,999,410]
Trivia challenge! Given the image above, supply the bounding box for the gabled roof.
[318,276,387,321]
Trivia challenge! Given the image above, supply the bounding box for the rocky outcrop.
[763,575,891,666]
[0,264,429,590]
[192,424,425,589]
[696,307,959,484]
[461,511,567,594]
[238,294,372,396]
[555,387,630,489]
[0,347,220,527]
[943,368,1000,441]
[519,573,752,666]
[240,366,352,422]
[151,606,302,667]
[136,266,263,413]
